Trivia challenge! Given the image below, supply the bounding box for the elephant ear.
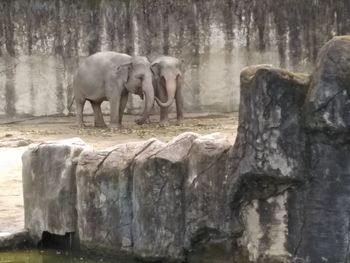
[178,59,186,75]
[150,62,160,77]
[115,62,132,83]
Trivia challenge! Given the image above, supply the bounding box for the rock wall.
[21,36,350,262]
[2,0,350,119]
[22,138,88,243]
[291,35,350,262]
[227,36,350,262]
[22,133,233,262]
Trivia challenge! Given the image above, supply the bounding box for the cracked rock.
[184,133,232,259]
[132,132,198,262]
[291,36,350,263]
[227,65,310,262]
[22,138,88,244]
[76,138,161,254]
[229,65,309,182]
[306,36,350,131]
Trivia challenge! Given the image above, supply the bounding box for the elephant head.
[117,56,155,125]
[151,57,183,108]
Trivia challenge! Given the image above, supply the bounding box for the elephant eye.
[138,75,144,81]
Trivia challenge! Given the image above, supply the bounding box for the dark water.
[0,249,135,263]
[0,0,350,117]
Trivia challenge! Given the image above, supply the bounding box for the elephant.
[73,51,154,128]
[151,56,184,125]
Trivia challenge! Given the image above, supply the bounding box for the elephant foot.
[95,122,107,128]
[135,118,147,125]
[78,123,86,129]
[159,121,169,127]
[110,123,123,130]
[175,119,184,126]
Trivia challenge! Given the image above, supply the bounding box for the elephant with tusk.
[73,51,155,129]
[151,56,185,126]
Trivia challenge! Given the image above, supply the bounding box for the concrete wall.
[0,0,349,118]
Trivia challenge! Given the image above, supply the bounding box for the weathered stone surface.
[231,65,310,181]
[21,36,350,262]
[22,138,88,243]
[0,230,30,250]
[132,132,198,261]
[227,36,350,263]
[238,193,290,263]
[306,36,350,131]
[184,133,232,258]
[227,65,310,262]
[76,139,163,255]
[289,36,350,263]
[290,143,350,263]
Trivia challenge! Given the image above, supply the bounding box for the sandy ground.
[0,113,238,234]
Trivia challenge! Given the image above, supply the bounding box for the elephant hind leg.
[91,101,107,128]
[76,99,86,128]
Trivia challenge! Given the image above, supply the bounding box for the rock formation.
[22,138,88,243]
[227,36,350,263]
[228,65,310,262]
[21,36,350,262]
[292,35,350,263]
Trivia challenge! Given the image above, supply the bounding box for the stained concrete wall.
[1,0,350,119]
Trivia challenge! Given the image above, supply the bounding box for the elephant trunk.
[155,77,176,108]
[140,77,155,122]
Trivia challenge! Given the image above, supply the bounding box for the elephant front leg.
[159,107,169,126]
[91,101,107,128]
[118,91,129,125]
[109,91,122,129]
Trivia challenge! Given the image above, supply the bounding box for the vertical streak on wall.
[137,1,151,56]
[0,4,3,57]
[54,0,64,115]
[3,1,15,57]
[199,1,211,61]
[272,0,287,68]
[188,0,201,112]
[85,0,102,55]
[287,2,301,69]
[105,1,116,51]
[63,1,80,114]
[162,2,170,55]
[310,2,319,62]
[253,1,268,52]
[3,1,17,117]
[25,1,35,115]
[223,0,234,112]
[125,0,135,56]
[4,58,16,117]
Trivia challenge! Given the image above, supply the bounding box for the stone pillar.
[22,138,88,243]
[228,65,310,262]
[75,139,161,255]
[293,35,350,263]
[229,36,350,263]
[132,132,198,261]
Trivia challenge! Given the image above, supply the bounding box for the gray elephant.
[73,51,154,128]
[151,56,184,125]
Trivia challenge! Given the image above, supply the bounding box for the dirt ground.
[0,113,238,234]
